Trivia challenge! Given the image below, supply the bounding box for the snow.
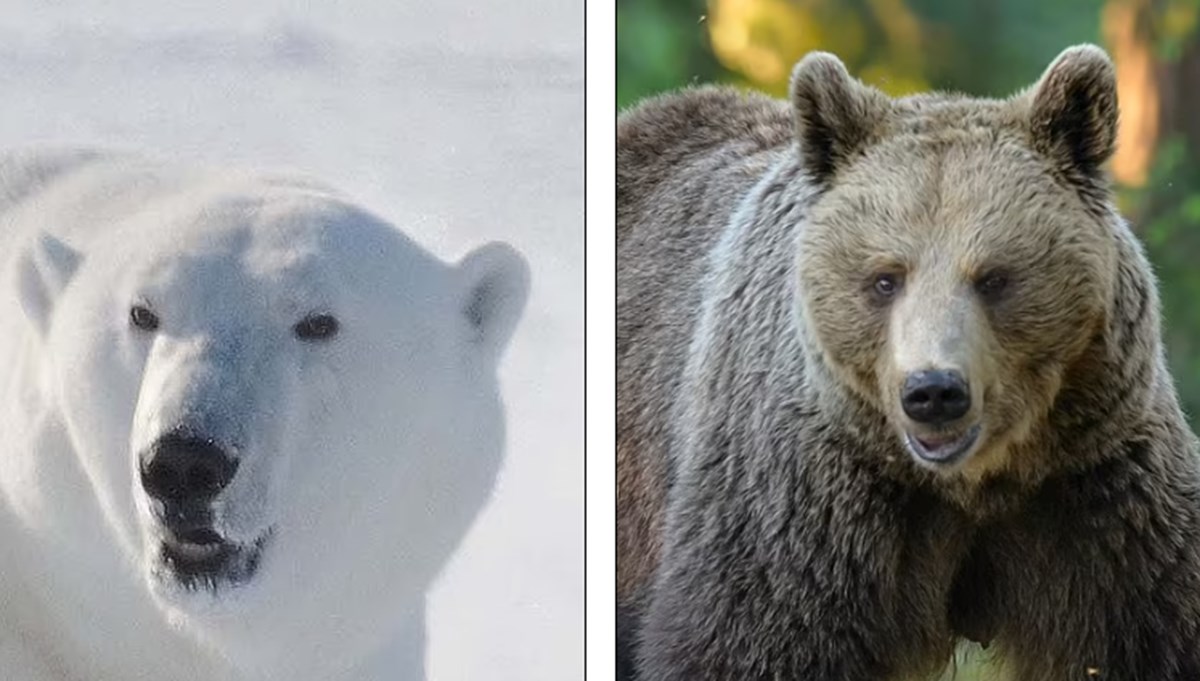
[0,3,582,680]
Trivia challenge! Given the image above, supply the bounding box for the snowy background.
[0,2,582,679]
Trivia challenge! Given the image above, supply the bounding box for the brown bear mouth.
[904,424,982,466]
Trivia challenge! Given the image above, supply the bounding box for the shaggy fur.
[616,45,1200,680]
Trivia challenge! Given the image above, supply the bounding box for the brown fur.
[617,45,1200,680]
[616,86,793,601]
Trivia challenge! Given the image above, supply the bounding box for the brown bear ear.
[789,51,888,185]
[1027,44,1117,180]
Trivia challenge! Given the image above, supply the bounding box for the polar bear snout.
[140,433,239,506]
[137,429,272,591]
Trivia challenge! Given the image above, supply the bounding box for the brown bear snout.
[900,369,971,425]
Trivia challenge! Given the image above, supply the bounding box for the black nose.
[140,434,238,504]
[901,370,971,425]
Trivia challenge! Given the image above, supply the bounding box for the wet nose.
[901,370,971,425]
[140,434,238,504]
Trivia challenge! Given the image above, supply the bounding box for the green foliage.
[905,0,1101,95]
[1131,136,1200,425]
[617,0,723,110]
[1156,0,1200,59]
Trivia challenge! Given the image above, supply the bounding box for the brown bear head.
[794,46,1122,477]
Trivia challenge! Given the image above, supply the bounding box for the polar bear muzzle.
[138,431,268,588]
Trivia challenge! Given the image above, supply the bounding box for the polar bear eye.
[130,305,160,332]
[294,313,339,341]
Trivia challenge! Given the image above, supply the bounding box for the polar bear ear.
[789,51,890,186]
[1027,44,1117,183]
[455,242,530,361]
[16,232,81,336]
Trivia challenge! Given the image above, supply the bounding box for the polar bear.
[0,148,529,681]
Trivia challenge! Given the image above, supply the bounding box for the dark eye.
[976,271,1010,301]
[872,273,902,299]
[130,305,160,332]
[294,313,339,341]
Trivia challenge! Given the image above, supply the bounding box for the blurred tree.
[1105,0,1161,185]
[1127,0,1200,422]
[707,0,929,96]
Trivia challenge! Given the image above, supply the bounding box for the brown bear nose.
[901,370,971,425]
[140,434,238,504]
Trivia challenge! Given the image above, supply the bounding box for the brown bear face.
[793,46,1119,475]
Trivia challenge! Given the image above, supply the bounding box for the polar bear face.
[16,184,528,662]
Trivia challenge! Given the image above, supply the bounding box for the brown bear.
[616,45,1200,680]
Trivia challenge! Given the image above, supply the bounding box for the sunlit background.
[618,0,1200,431]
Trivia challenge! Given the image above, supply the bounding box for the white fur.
[0,148,529,680]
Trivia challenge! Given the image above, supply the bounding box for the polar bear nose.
[901,369,971,425]
[140,434,239,504]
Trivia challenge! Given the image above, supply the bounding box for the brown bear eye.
[294,313,339,341]
[130,305,160,332]
[872,273,902,299]
[976,272,1010,300]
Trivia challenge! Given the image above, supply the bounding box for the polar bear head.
[14,174,528,667]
